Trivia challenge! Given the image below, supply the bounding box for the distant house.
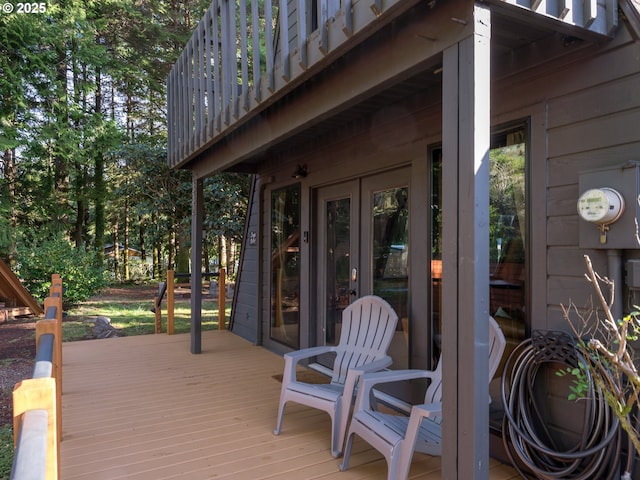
[167,0,640,477]
[103,243,142,258]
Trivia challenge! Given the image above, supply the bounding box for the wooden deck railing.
[153,269,227,334]
[11,274,63,480]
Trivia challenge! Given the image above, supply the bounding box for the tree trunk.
[94,67,105,263]
[54,29,70,233]
[203,243,210,273]
[154,243,161,279]
[139,220,146,271]
[124,198,130,281]
[220,235,227,271]
[4,148,17,265]
[168,226,175,271]
[113,221,120,281]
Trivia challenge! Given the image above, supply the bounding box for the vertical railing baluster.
[221,0,231,125]
[194,26,203,148]
[180,53,188,160]
[265,0,275,92]
[205,8,214,140]
[240,0,249,112]
[297,0,307,69]
[199,21,207,144]
[343,0,353,36]
[229,0,238,120]
[279,0,290,81]
[319,0,328,54]
[251,0,262,102]
[167,66,174,165]
[212,0,221,133]
[185,38,193,152]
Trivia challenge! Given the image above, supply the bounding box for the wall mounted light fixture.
[292,164,307,179]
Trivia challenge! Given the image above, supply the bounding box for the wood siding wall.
[532,26,640,331]
[231,175,261,343]
[230,17,640,352]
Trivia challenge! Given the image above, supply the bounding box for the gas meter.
[577,163,640,248]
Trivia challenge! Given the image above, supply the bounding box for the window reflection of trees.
[372,187,409,320]
[271,184,301,348]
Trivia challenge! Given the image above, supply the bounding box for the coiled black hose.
[501,331,633,479]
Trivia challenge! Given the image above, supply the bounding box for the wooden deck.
[60,331,520,480]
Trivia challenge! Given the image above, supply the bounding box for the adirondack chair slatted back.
[331,296,398,385]
[488,315,506,381]
[421,316,506,425]
[423,355,444,424]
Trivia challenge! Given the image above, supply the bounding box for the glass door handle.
[350,268,357,296]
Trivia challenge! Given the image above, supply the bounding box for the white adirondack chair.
[340,316,506,479]
[273,295,399,457]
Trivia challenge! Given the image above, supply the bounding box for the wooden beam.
[441,3,491,479]
[190,176,204,354]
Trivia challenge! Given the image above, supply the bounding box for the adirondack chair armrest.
[282,346,337,384]
[341,356,393,401]
[411,402,442,419]
[349,356,393,376]
[401,402,443,453]
[354,369,434,411]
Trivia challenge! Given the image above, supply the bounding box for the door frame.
[313,180,360,347]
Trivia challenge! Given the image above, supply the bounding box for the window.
[270,184,301,348]
[430,122,528,381]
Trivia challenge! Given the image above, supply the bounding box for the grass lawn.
[64,292,231,341]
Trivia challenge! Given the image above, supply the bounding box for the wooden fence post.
[167,270,175,335]
[42,296,62,443]
[218,268,226,330]
[154,296,162,333]
[43,296,62,380]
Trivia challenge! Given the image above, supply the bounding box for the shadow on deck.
[61,331,519,479]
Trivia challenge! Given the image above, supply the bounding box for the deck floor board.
[61,330,519,479]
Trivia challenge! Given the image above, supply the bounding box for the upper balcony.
[167,0,618,170]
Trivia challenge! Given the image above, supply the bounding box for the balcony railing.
[167,0,618,169]
[166,0,415,169]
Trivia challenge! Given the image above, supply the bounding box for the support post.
[167,270,175,335]
[191,176,204,353]
[441,4,491,479]
[218,268,226,330]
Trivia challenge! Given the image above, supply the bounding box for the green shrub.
[16,236,109,306]
[0,425,13,480]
